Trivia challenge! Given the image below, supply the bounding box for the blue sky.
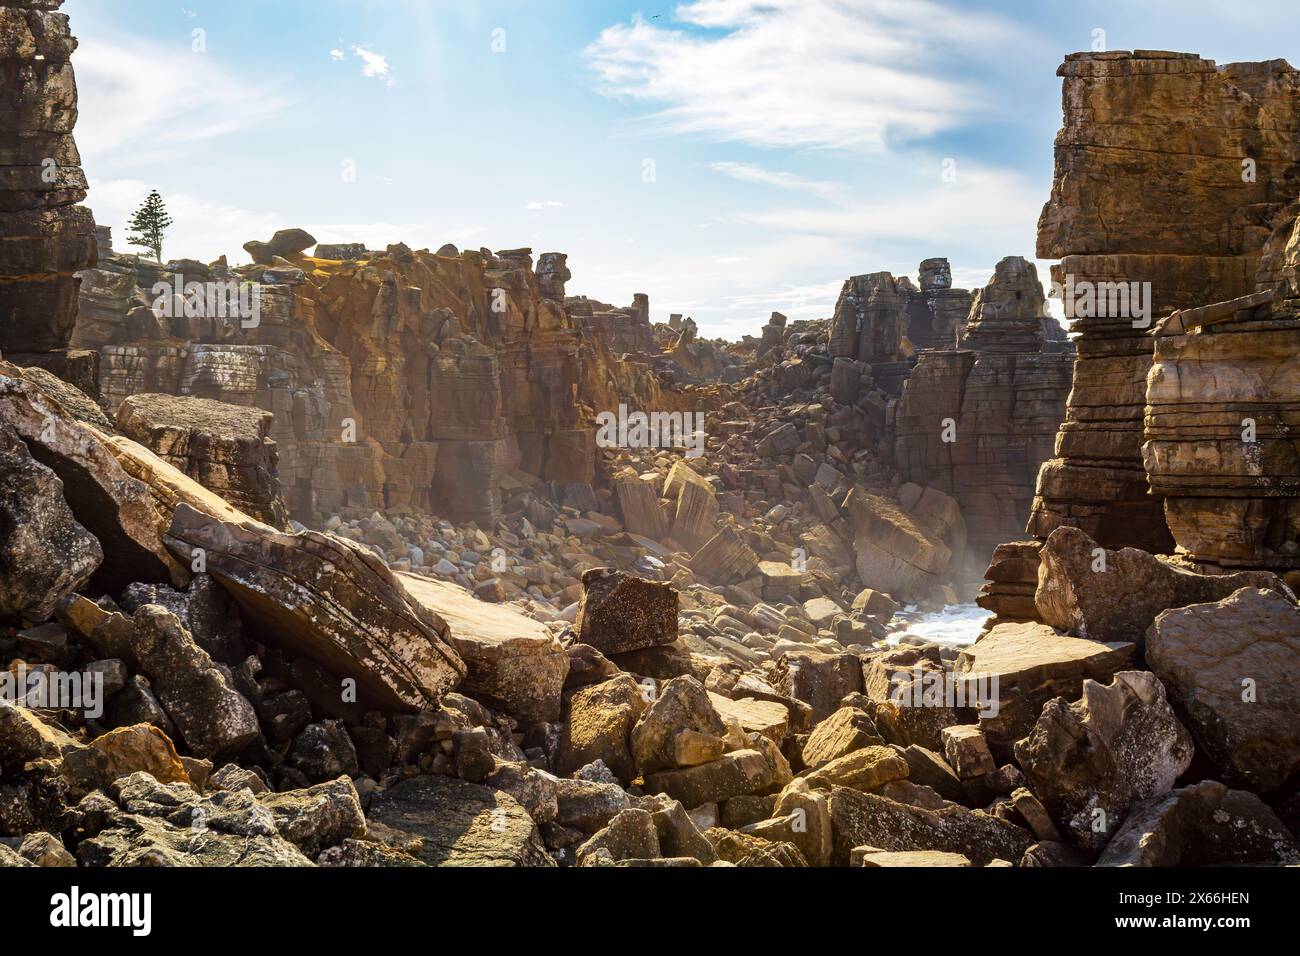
[65,0,1300,337]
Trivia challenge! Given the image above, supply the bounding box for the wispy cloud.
[585,0,1025,151]
[526,200,564,211]
[709,161,843,201]
[74,36,294,165]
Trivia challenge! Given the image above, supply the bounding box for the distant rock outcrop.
[894,257,1073,566]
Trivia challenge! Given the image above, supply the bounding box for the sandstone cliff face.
[1143,201,1300,570]
[0,0,96,363]
[895,258,1073,567]
[72,236,689,526]
[1030,51,1300,552]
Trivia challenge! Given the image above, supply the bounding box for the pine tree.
[126,189,173,262]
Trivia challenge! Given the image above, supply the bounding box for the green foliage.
[125,189,173,262]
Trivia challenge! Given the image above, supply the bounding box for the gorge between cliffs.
[1,0,1299,892]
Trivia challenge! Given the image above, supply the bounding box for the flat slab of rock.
[164,504,465,712]
[365,774,553,867]
[398,572,567,724]
[851,848,972,867]
[708,692,790,743]
[1147,587,1300,792]
[643,749,778,808]
[954,622,1134,746]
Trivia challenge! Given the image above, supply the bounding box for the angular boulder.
[0,424,101,623]
[1098,780,1300,867]
[164,504,466,712]
[398,572,568,725]
[1014,671,1194,849]
[1035,526,1284,646]
[574,568,678,655]
[1146,587,1300,792]
[630,676,726,775]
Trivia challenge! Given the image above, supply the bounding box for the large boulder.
[398,573,567,725]
[0,370,185,593]
[953,622,1134,747]
[0,424,101,623]
[844,488,950,603]
[630,676,726,775]
[243,228,317,265]
[1035,526,1284,646]
[1097,780,1300,867]
[164,504,466,712]
[1146,587,1300,793]
[1014,671,1194,849]
[772,650,863,725]
[643,749,781,809]
[556,674,648,784]
[574,568,678,655]
[826,787,1033,866]
[365,774,553,867]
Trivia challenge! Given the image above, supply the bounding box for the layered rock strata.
[895,258,1073,566]
[1030,51,1300,552]
[0,0,97,364]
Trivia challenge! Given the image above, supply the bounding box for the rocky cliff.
[895,257,1073,569]
[1030,51,1300,552]
[0,0,96,371]
[70,234,699,526]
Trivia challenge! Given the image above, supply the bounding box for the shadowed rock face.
[1030,51,1300,553]
[895,258,1073,565]
[0,0,97,361]
[71,241,687,526]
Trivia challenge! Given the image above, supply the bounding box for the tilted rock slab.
[164,503,466,712]
[953,621,1134,748]
[1147,587,1300,793]
[397,571,567,725]
[1014,671,1193,849]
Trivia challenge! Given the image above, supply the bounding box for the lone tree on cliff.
[126,189,173,262]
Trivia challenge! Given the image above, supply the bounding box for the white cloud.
[708,161,843,201]
[330,48,346,61]
[350,45,395,86]
[731,162,1043,253]
[526,200,564,211]
[74,36,294,165]
[585,0,1026,150]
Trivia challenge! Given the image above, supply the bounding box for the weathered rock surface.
[398,572,567,725]
[365,774,553,867]
[116,392,288,528]
[896,258,1073,563]
[1097,780,1300,867]
[826,786,1033,866]
[0,0,97,357]
[1147,587,1300,793]
[630,676,725,775]
[953,621,1134,747]
[574,568,678,656]
[1014,671,1194,848]
[164,503,466,712]
[1031,52,1300,552]
[1035,526,1284,645]
[0,423,101,623]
